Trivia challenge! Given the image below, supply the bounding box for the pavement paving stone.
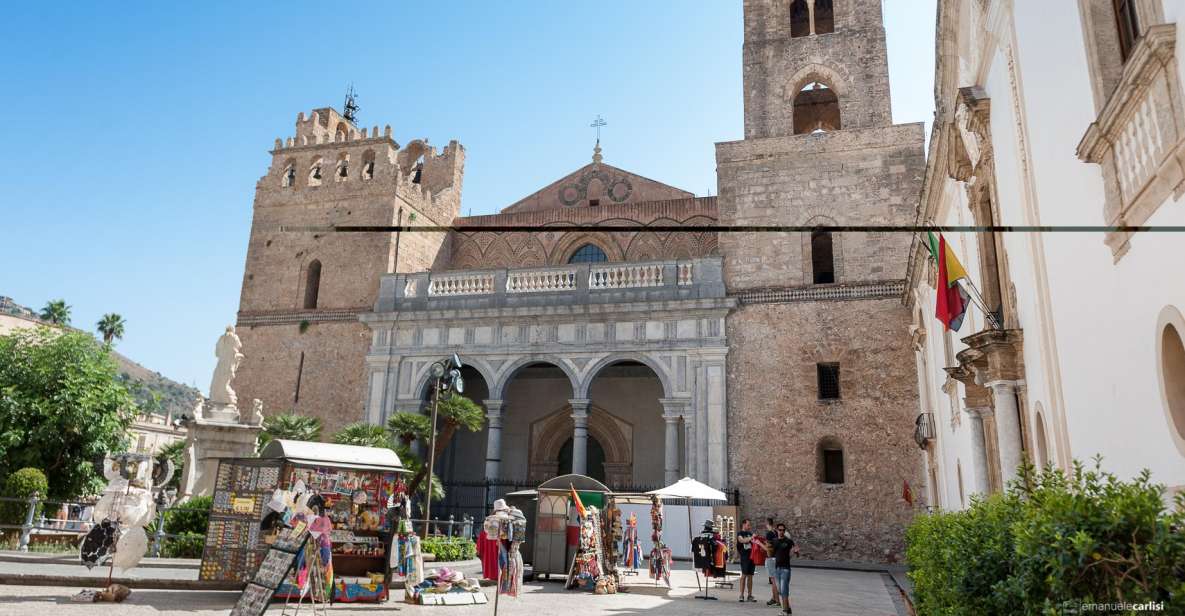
[0,568,905,616]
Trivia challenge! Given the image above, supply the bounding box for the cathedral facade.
[234,0,926,561]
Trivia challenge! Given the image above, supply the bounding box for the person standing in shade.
[772,523,800,614]
[736,519,756,602]
[763,517,780,606]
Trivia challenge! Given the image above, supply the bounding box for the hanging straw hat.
[492,499,509,512]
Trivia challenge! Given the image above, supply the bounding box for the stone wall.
[726,298,923,562]
[448,197,718,269]
[716,124,925,291]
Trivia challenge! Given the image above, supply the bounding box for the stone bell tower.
[742,0,894,139]
[717,0,928,562]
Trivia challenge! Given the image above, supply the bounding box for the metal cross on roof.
[590,115,607,141]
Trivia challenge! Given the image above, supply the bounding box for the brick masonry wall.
[233,321,371,438]
[448,197,719,268]
[716,124,925,291]
[726,298,924,562]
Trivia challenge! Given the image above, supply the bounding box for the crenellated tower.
[233,106,464,436]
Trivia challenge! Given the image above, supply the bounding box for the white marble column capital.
[568,398,591,415]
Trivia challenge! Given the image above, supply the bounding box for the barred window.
[817,362,840,400]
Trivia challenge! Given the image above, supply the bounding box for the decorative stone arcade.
[360,257,735,488]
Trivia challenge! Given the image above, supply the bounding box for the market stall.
[529,474,612,581]
[198,440,407,604]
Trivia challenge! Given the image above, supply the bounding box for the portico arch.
[410,355,499,403]
[576,352,674,399]
[529,405,633,486]
[492,355,580,400]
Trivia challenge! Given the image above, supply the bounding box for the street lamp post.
[422,353,464,538]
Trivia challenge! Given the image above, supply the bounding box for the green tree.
[157,439,186,490]
[257,412,322,450]
[406,396,484,497]
[0,468,49,525]
[332,422,391,448]
[0,328,137,497]
[96,313,126,345]
[38,299,71,325]
[386,412,431,448]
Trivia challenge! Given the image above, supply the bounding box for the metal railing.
[409,514,475,539]
[0,493,196,557]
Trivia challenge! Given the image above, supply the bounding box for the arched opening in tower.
[794,82,841,135]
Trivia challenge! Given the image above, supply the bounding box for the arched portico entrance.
[528,404,633,485]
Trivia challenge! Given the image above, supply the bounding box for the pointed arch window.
[794,82,841,135]
[568,243,608,263]
[303,260,322,310]
[814,0,835,34]
[282,164,296,188]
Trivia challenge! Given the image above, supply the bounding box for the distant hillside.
[113,351,202,419]
[1,295,201,418]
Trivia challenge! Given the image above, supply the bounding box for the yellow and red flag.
[926,232,970,331]
[569,484,586,519]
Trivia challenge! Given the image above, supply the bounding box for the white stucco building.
[909,0,1185,509]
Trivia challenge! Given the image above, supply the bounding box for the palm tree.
[406,396,485,496]
[386,412,431,449]
[96,313,126,344]
[39,299,71,325]
[257,412,322,450]
[332,422,391,448]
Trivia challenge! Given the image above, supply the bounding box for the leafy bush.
[164,495,211,535]
[162,532,205,558]
[421,536,476,562]
[0,468,49,524]
[906,459,1185,615]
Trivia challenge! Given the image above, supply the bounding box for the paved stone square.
[0,568,906,615]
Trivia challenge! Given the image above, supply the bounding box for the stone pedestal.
[178,413,262,500]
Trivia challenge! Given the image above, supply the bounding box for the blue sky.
[0,1,935,392]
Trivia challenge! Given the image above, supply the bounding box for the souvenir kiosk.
[198,440,406,603]
[530,474,613,580]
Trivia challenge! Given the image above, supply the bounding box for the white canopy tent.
[647,477,728,599]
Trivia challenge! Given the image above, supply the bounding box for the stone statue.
[191,395,205,420]
[248,399,265,427]
[209,326,243,408]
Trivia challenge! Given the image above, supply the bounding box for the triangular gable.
[501,161,693,213]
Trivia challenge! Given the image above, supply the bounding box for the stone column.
[483,399,504,480]
[683,412,696,482]
[987,380,1024,484]
[964,406,994,496]
[569,399,591,476]
[659,398,690,485]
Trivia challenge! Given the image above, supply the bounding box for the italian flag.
[926,232,971,331]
